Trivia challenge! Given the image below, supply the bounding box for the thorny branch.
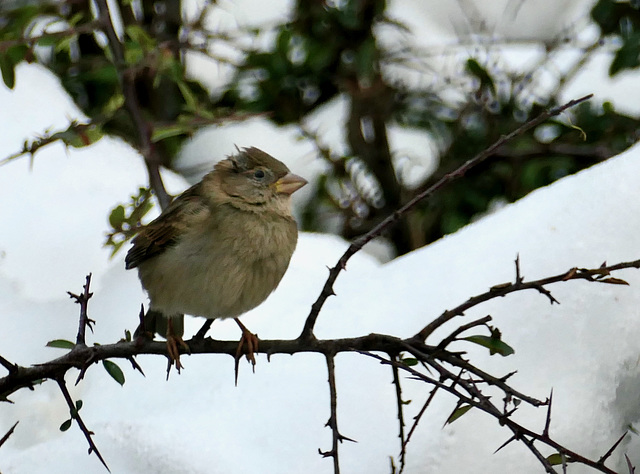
[56,376,110,472]
[298,93,594,341]
[391,355,407,471]
[1,91,634,473]
[416,256,640,342]
[1,254,639,472]
[318,353,356,474]
[68,273,94,346]
[361,352,624,474]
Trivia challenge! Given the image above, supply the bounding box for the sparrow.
[125,147,307,374]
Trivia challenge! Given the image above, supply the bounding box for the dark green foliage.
[1,0,639,256]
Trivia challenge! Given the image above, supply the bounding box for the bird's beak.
[274,173,308,195]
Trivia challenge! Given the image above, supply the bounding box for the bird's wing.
[125,183,208,269]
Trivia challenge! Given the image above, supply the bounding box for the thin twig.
[436,315,493,350]
[361,351,618,474]
[299,94,594,340]
[390,356,406,471]
[93,0,170,210]
[399,384,440,474]
[416,257,640,341]
[318,353,357,473]
[68,274,94,346]
[320,353,340,472]
[56,377,110,472]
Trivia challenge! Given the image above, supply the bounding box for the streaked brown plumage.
[126,147,307,370]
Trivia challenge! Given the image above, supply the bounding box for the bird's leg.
[234,318,259,385]
[166,318,190,373]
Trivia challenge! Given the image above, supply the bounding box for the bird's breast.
[138,209,298,319]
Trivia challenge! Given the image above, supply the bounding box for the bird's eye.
[254,169,265,179]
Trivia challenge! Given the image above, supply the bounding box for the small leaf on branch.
[598,277,629,286]
[445,404,473,425]
[400,357,418,367]
[102,360,125,386]
[463,334,515,357]
[46,339,75,349]
[59,419,72,432]
[108,205,126,229]
[546,453,567,466]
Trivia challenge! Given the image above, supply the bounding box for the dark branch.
[416,258,640,341]
[299,94,594,340]
[56,377,110,472]
[93,0,170,210]
[390,356,406,471]
[361,352,619,474]
[68,273,94,346]
[399,384,439,474]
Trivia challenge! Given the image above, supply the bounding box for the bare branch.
[390,356,406,471]
[319,353,356,474]
[56,377,110,472]
[399,384,439,474]
[416,258,640,341]
[361,352,619,474]
[68,274,94,346]
[299,94,594,340]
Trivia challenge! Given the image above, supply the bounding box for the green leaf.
[59,419,72,432]
[400,357,418,367]
[75,400,83,411]
[36,36,60,47]
[46,339,75,350]
[0,55,16,89]
[466,58,496,93]
[176,80,197,112]
[609,33,640,76]
[445,404,473,425]
[103,360,125,386]
[151,124,191,142]
[109,205,126,229]
[463,334,515,357]
[546,453,564,465]
[125,25,155,51]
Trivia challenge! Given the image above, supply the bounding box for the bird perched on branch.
[125,147,307,375]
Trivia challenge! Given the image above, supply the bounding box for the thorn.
[598,431,627,464]
[494,435,517,454]
[543,389,553,436]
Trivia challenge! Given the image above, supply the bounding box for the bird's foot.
[166,319,190,377]
[234,318,259,385]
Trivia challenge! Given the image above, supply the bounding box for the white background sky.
[2,1,640,473]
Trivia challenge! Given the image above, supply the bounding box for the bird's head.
[207,147,307,212]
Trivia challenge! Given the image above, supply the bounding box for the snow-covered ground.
[3,1,640,473]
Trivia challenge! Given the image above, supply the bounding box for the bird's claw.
[234,320,259,385]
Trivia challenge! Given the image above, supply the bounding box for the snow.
[3,2,640,473]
